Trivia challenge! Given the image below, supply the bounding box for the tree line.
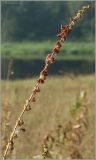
[1,1,95,42]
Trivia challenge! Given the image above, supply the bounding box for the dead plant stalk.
[3,5,90,159]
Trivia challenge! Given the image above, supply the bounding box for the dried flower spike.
[3,5,90,160]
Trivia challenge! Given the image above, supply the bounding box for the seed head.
[32,97,36,102]
[26,104,31,111]
[18,119,24,126]
[45,54,55,64]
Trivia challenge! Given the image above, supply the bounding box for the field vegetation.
[1,75,95,159]
[1,41,94,60]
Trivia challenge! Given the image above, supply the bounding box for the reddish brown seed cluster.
[38,71,47,84]
[37,5,90,85]
[57,25,71,41]
[33,87,38,94]
[52,41,62,53]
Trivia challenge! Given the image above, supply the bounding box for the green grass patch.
[1,41,95,60]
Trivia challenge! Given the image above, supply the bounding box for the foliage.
[1,42,94,60]
[1,1,95,42]
[1,75,95,159]
[36,91,89,159]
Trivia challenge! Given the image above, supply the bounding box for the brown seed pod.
[13,133,18,139]
[32,96,36,102]
[52,42,61,54]
[36,86,40,92]
[9,140,14,151]
[45,53,55,64]
[18,119,24,126]
[57,31,67,41]
[61,24,71,34]
[42,70,48,76]
[52,47,59,53]
[25,104,31,111]
[38,72,46,84]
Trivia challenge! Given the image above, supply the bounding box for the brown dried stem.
[3,5,90,159]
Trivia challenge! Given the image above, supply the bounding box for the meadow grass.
[1,75,95,159]
[1,41,94,60]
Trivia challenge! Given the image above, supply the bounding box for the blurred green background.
[1,1,95,79]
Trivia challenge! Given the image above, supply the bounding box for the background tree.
[1,1,95,42]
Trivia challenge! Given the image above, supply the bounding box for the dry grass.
[1,74,95,159]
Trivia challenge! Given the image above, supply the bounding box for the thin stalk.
[3,5,90,159]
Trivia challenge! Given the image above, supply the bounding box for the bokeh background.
[1,1,95,79]
[1,1,95,159]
